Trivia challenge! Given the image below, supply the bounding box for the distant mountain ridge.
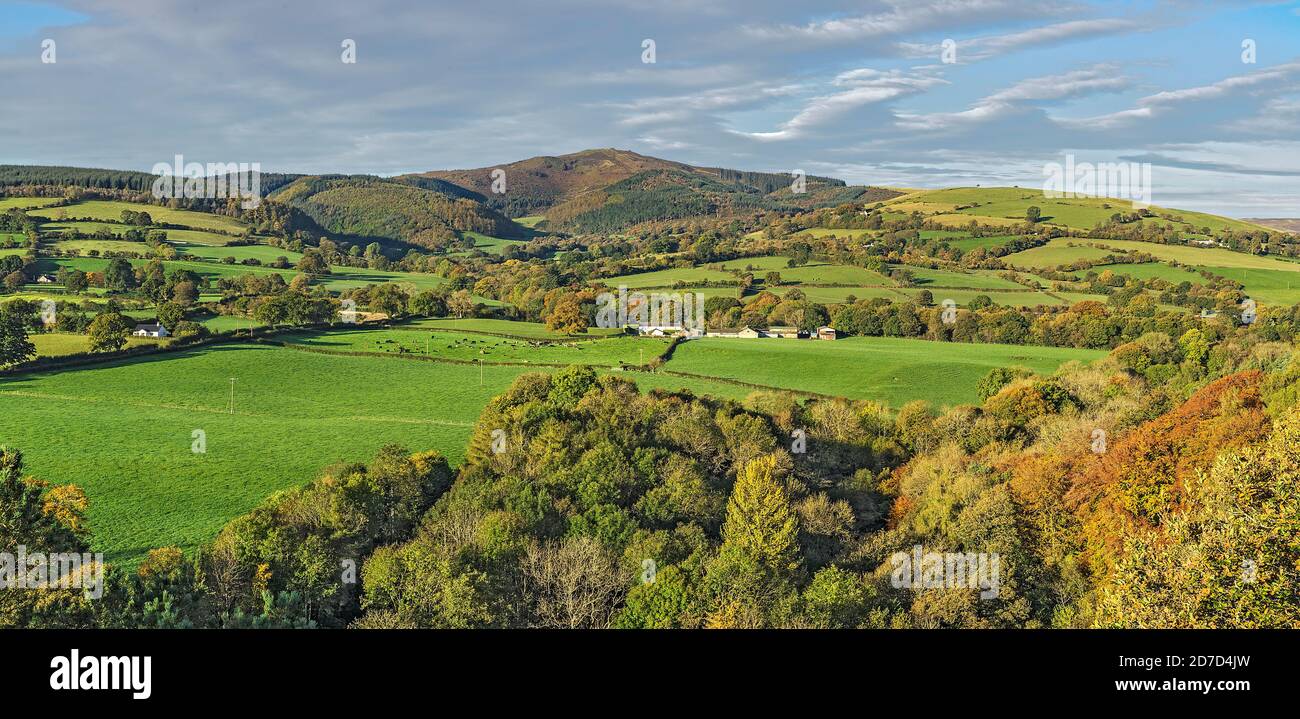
[1246,218,1300,232]
[400,148,881,224]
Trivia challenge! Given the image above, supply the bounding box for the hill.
[269,175,529,247]
[884,186,1278,235]
[402,148,892,225]
[1246,218,1300,233]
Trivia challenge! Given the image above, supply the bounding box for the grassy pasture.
[754,263,890,286]
[29,200,248,234]
[0,342,750,564]
[941,235,1026,251]
[405,317,622,338]
[899,288,1065,308]
[0,196,62,211]
[902,266,1024,290]
[172,242,300,263]
[667,335,1107,408]
[1090,239,1300,271]
[1198,267,1300,305]
[773,286,903,304]
[1003,240,1120,268]
[887,187,1271,234]
[602,265,736,288]
[790,228,877,239]
[460,231,528,254]
[279,328,670,366]
[30,333,161,357]
[42,221,234,247]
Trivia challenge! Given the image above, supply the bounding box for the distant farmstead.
[35,274,57,284]
[132,322,169,338]
[707,325,819,340]
[817,326,838,341]
[633,325,704,338]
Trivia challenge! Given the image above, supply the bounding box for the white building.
[132,322,170,338]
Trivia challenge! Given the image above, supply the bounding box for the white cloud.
[735,69,948,140]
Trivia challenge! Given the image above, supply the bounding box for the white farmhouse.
[132,322,169,338]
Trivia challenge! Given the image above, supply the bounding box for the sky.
[1,0,1299,217]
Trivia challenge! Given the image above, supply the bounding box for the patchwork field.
[28,199,248,234]
[1003,240,1119,268]
[902,266,1024,290]
[405,317,622,338]
[885,187,1272,234]
[667,335,1107,408]
[31,333,161,357]
[0,342,752,564]
[603,265,737,288]
[278,327,670,365]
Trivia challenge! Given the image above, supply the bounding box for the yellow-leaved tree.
[706,454,801,627]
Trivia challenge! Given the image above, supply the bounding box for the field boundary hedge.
[2,321,349,375]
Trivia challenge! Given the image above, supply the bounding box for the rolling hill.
[268,175,529,247]
[403,148,898,226]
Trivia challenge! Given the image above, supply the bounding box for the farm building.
[766,326,805,339]
[634,325,704,338]
[132,322,170,338]
[35,274,57,284]
[817,326,838,341]
[709,326,764,338]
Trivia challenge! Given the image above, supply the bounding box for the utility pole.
[228,378,236,414]
[479,358,484,386]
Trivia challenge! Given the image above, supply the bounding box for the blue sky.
[1,0,1298,216]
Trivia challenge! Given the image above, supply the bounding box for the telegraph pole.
[228,378,236,414]
[479,358,484,386]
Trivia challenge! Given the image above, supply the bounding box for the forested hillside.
[270,175,528,247]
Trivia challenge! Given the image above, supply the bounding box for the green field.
[405,317,622,338]
[722,256,892,285]
[30,333,161,357]
[0,342,750,564]
[774,286,904,304]
[172,241,300,263]
[602,264,736,288]
[279,327,670,365]
[460,231,528,254]
[901,266,1024,290]
[43,221,234,247]
[199,314,264,332]
[0,197,62,211]
[29,199,248,234]
[899,288,1065,308]
[940,234,1026,251]
[667,335,1106,407]
[1003,240,1119,268]
[887,187,1271,234]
